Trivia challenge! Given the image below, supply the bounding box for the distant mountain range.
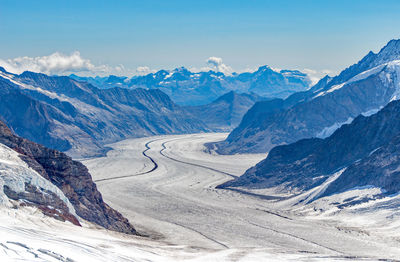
[0,68,208,158]
[211,39,400,154]
[218,99,400,205]
[185,91,268,131]
[0,65,292,157]
[70,66,311,105]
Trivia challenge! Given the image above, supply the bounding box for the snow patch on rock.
[316,117,353,138]
[0,142,76,215]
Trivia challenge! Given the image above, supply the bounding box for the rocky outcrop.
[219,100,400,200]
[321,133,400,197]
[4,183,81,226]
[0,120,137,235]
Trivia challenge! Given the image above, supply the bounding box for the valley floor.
[2,133,400,261]
[78,133,400,261]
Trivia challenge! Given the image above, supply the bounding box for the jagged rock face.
[0,141,80,226]
[4,183,81,226]
[0,120,137,235]
[219,100,400,199]
[70,67,311,106]
[185,91,267,131]
[321,133,400,197]
[213,39,400,154]
[0,69,208,157]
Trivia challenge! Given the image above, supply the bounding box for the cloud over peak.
[206,57,233,74]
[0,52,328,84]
[136,66,156,75]
[0,51,119,76]
[302,68,334,85]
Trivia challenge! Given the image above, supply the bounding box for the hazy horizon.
[1,0,400,80]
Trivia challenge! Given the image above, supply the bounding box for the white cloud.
[136,66,156,75]
[206,57,233,74]
[303,68,335,85]
[0,52,338,83]
[0,51,130,76]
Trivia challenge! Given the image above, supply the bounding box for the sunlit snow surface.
[313,60,400,99]
[1,133,399,261]
[0,206,356,262]
[80,133,400,261]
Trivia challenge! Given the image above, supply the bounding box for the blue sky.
[1,0,400,78]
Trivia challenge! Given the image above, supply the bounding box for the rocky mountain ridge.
[212,39,400,154]
[0,68,208,157]
[185,91,267,131]
[218,99,400,205]
[70,66,311,105]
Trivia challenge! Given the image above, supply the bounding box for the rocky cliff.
[0,120,137,235]
[219,100,400,201]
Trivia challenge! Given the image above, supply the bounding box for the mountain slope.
[71,66,311,105]
[218,99,400,202]
[0,68,208,157]
[212,39,400,154]
[0,119,136,234]
[185,91,267,131]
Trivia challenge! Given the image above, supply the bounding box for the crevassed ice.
[0,143,76,216]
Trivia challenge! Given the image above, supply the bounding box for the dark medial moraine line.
[94,139,161,183]
[96,137,285,203]
[159,139,238,179]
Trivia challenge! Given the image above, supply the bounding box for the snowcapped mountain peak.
[369,38,400,67]
[173,66,190,73]
[174,67,191,74]
[280,69,307,77]
[68,65,311,105]
[308,39,400,99]
[256,65,273,72]
[154,69,169,78]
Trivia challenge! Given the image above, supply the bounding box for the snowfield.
[1,133,400,261]
[81,133,400,261]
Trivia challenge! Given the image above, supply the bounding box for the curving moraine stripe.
[159,140,238,179]
[94,139,160,183]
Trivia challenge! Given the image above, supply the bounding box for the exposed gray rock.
[213,39,400,154]
[219,100,400,201]
[0,120,137,235]
[0,69,208,157]
[4,183,81,226]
